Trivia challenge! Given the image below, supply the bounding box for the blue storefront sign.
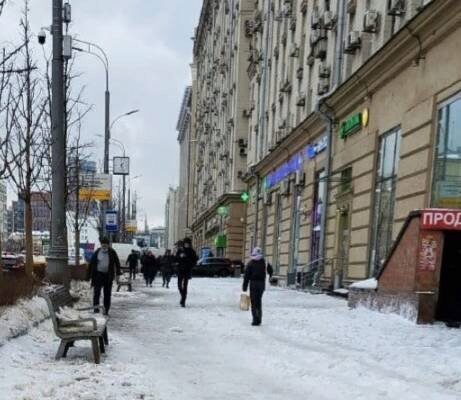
[265,136,328,189]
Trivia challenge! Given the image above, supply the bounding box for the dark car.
[193,257,234,277]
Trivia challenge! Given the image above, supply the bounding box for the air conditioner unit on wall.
[263,191,272,205]
[311,8,320,29]
[344,31,361,53]
[295,171,305,187]
[318,63,331,78]
[317,78,330,95]
[314,40,327,59]
[281,179,290,196]
[388,0,406,16]
[363,10,380,33]
[323,11,336,30]
[346,0,357,14]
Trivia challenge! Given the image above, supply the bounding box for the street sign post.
[105,210,118,233]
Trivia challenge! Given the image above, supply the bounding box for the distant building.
[150,227,166,249]
[0,182,7,237]
[7,207,14,236]
[31,192,51,232]
[176,87,192,240]
[12,199,25,233]
[165,187,179,249]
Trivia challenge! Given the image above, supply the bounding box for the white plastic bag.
[240,292,250,311]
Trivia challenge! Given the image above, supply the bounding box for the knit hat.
[251,247,263,261]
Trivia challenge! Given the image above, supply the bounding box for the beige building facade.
[176,87,192,240]
[243,0,461,290]
[189,0,253,259]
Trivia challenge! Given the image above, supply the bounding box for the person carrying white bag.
[242,247,271,326]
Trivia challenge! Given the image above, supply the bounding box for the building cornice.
[191,192,242,231]
[177,86,192,142]
[193,0,213,57]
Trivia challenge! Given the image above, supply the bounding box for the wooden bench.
[116,268,132,292]
[41,285,109,364]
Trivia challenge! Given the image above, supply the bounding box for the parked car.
[193,257,234,277]
[1,252,25,271]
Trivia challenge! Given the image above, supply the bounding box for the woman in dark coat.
[243,247,271,326]
[160,249,175,288]
[141,250,157,287]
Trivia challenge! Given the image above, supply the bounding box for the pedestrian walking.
[242,247,271,326]
[160,249,175,288]
[176,238,198,307]
[126,249,139,280]
[141,250,157,287]
[88,237,121,316]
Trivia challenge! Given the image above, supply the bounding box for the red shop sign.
[421,209,461,231]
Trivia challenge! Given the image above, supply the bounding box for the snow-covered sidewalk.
[1,278,461,400]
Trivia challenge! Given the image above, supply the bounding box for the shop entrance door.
[436,232,461,322]
[334,208,350,289]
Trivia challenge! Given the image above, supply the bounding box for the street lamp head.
[38,30,47,45]
[126,109,140,116]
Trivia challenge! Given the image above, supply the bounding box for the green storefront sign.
[339,112,362,139]
[217,206,229,217]
[215,234,227,248]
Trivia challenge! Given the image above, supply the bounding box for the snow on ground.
[0,281,92,347]
[1,278,461,400]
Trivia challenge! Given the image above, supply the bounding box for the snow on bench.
[40,285,109,364]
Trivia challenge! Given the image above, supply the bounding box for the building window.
[311,170,326,262]
[290,191,302,275]
[369,127,401,276]
[432,93,461,208]
[273,193,283,274]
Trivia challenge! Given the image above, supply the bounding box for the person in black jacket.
[160,249,175,288]
[176,238,198,307]
[88,237,122,316]
[126,250,139,280]
[243,247,270,326]
[141,250,157,287]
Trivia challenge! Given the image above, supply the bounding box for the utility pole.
[122,174,126,241]
[47,0,69,285]
[103,86,110,237]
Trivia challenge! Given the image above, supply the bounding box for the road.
[1,278,461,400]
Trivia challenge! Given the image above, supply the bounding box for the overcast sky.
[1,0,202,228]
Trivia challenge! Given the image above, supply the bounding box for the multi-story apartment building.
[31,192,51,232]
[0,182,7,237]
[177,87,193,240]
[12,199,25,233]
[187,0,461,296]
[241,0,461,291]
[189,0,253,259]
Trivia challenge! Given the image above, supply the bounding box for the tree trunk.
[74,228,80,268]
[24,200,33,277]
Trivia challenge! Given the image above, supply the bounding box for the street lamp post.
[110,138,127,242]
[48,0,69,285]
[72,40,110,236]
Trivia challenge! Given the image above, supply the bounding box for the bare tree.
[1,2,49,276]
[67,116,96,267]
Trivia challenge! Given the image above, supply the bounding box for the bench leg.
[98,336,105,354]
[63,341,73,358]
[91,338,101,364]
[128,284,132,292]
[116,285,121,292]
[103,327,109,345]
[56,339,69,360]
